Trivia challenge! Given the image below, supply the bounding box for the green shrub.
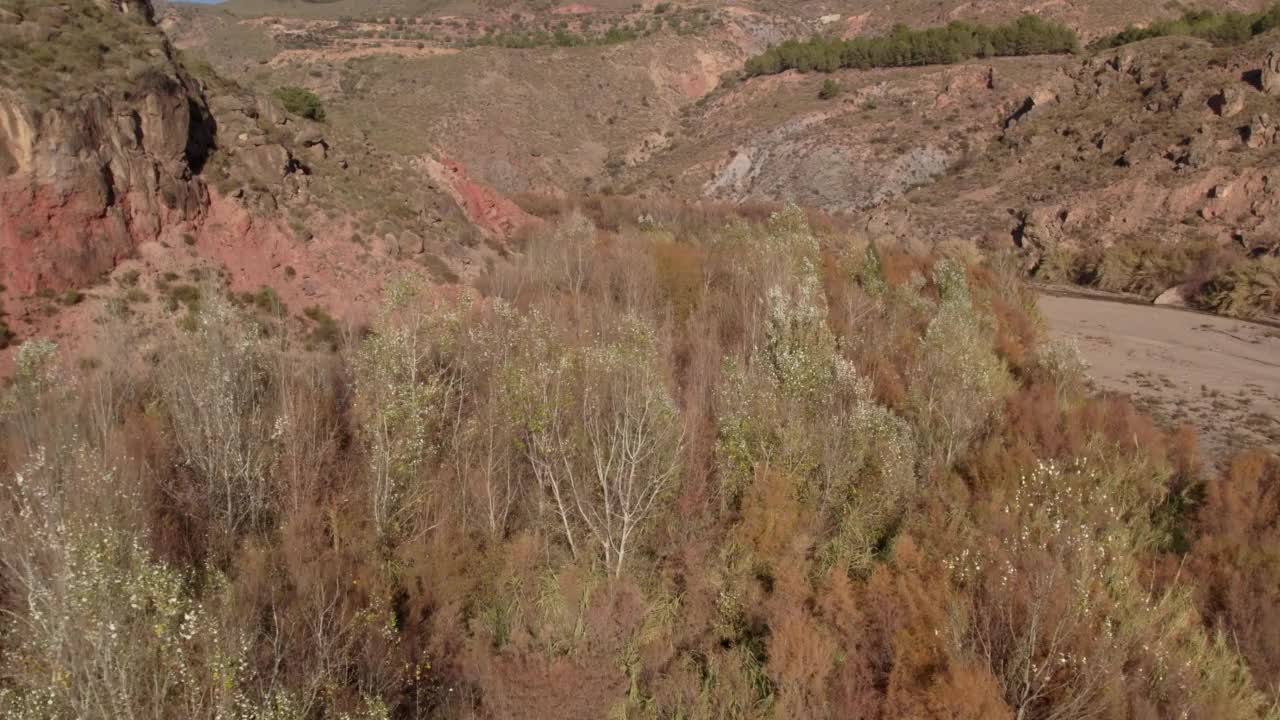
[116,269,141,288]
[1204,257,1280,318]
[303,305,341,350]
[273,86,326,122]
[240,286,286,316]
[818,78,843,100]
[163,284,201,313]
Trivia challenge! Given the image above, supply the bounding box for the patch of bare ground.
[269,43,459,66]
[1040,292,1280,463]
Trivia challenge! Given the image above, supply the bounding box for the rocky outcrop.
[0,0,213,295]
[0,84,213,295]
[1210,86,1244,118]
[237,144,298,186]
[1262,50,1280,95]
[419,153,540,239]
[1244,113,1277,149]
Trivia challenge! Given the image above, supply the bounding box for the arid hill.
[4,3,1280,720]
[0,0,526,361]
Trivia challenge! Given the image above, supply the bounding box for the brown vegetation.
[1,209,1278,719]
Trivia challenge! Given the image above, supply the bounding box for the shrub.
[1,206,1277,719]
[303,305,341,350]
[909,260,1011,467]
[352,279,460,541]
[1203,256,1280,318]
[155,295,280,544]
[273,85,326,121]
[818,78,842,100]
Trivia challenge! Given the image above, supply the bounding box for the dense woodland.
[0,208,1279,719]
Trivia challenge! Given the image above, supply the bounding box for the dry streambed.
[1039,292,1280,463]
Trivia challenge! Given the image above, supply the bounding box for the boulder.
[294,127,325,146]
[255,95,288,126]
[237,144,296,186]
[207,93,247,118]
[1245,113,1277,149]
[1172,129,1216,168]
[1210,86,1244,117]
[1154,285,1191,308]
[401,229,426,255]
[1263,50,1280,95]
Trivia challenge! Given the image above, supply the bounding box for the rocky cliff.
[0,0,214,295]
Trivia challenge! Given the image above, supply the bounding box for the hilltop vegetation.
[0,0,171,104]
[744,16,1079,77]
[2,210,1279,719]
[1095,3,1280,49]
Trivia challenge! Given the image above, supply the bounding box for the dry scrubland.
[2,209,1280,719]
[5,1,1280,718]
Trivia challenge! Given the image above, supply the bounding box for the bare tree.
[521,324,683,576]
[352,280,459,542]
[273,355,343,515]
[156,295,279,542]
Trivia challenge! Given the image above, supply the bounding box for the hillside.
[4,2,1280,720]
[0,0,515,364]
[194,0,1276,41]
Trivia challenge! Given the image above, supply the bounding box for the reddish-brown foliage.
[1188,451,1280,690]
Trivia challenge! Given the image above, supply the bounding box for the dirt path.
[1038,292,1280,463]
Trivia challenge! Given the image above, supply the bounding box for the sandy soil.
[1039,292,1280,464]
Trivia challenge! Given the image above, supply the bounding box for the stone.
[1245,113,1276,149]
[380,233,401,258]
[401,229,426,255]
[1263,50,1280,95]
[1210,86,1244,118]
[1154,285,1191,308]
[237,144,295,186]
[294,127,325,146]
[255,95,288,125]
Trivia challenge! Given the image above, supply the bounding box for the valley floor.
[1041,292,1280,461]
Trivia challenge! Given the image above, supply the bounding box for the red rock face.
[0,181,134,295]
[0,168,208,296]
[421,153,542,239]
[0,23,213,300]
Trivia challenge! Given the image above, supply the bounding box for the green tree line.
[1094,3,1280,49]
[744,15,1079,77]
